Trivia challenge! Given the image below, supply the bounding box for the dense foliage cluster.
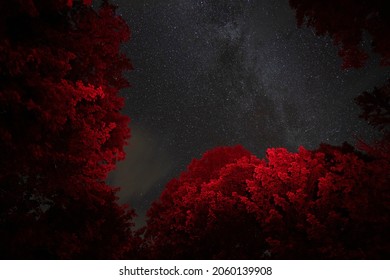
[0,0,135,258]
[144,145,389,259]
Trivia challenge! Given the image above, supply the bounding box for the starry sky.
[101,0,390,227]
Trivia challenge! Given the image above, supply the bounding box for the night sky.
[102,0,390,227]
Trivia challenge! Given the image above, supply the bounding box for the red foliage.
[0,1,135,258]
[143,146,264,259]
[289,0,390,68]
[144,145,390,259]
[251,143,389,259]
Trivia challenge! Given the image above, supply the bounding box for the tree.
[0,0,135,258]
[250,143,389,259]
[143,146,265,259]
[143,145,389,259]
[356,80,390,131]
[354,80,390,159]
[289,0,390,68]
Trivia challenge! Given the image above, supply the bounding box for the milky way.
[102,0,390,226]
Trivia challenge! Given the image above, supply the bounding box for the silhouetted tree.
[356,81,390,131]
[0,0,135,258]
[289,0,390,68]
[144,145,389,259]
[355,80,390,159]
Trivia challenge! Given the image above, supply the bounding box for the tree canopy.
[144,145,389,259]
[0,0,135,259]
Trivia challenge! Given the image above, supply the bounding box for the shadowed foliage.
[0,0,135,259]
